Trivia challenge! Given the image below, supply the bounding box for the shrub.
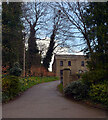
[2,75,20,101]
[63,80,89,100]
[89,83,108,106]
[2,65,9,76]
[57,83,63,93]
[19,76,59,92]
[9,62,22,76]
[81,69,107,86]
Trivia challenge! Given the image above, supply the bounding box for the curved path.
[3,81,107,118]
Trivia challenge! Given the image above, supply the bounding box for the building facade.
[52,54,88,79]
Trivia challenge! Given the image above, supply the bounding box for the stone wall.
[52,55,88,80]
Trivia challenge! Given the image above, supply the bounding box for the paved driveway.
[2,80,107,118]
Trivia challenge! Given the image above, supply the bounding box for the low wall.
[28,66,56,77]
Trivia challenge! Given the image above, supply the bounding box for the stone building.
[52,54,88,80]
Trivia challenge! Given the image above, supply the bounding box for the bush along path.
[58,79,108,110]
[2,76,59,103]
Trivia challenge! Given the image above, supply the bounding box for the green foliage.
[89,82,108,106]
[3,76,58,103]
[2,2,24,68]
[57,83,63,93]
[20,76,59,92]
[81,69,108,107]
[81,69,107,86]
[85,2,108,51]
[27,33,40,69]
[84,2,108,70]
[64,80,89,100]
[83,3,108,106]
[9,62,22,76]
[2,75,20,102]
[86,52,108,71]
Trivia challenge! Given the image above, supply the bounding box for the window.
[68,61,71,66]
[60,61,63,66]
[60,70,63,76]
[81,61,84,66]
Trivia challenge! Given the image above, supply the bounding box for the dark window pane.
[68,61,71,66]
[60,70,63,75]
[81,61,84,66]
[60,61,63,66]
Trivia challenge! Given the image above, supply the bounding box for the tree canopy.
[84,2,108,70]
[2,2,24,68]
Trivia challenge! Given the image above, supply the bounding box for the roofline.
[55,54,85,56]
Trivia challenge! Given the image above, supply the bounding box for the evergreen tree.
[27,22,39,69]
[43,10,62,70]
[2,2,24,68]
[84,2,108,70]
[43,32,55,71]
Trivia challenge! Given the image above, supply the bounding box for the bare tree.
[55,2,93,53]
[39,2,79,70]
[37,40,48,58]
[22,2,89,71]
[42,5,73,70]
[43,9,61,70]
[22,2,48,69]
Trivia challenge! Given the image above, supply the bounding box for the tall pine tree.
[84,2,108,70]
[2,2,24,68]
